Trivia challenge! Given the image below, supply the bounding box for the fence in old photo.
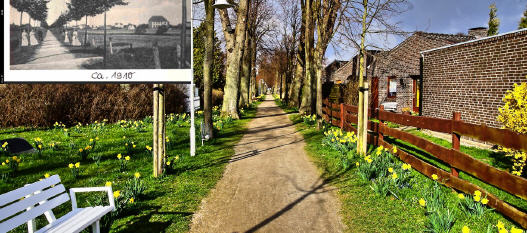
[322,98,527,228]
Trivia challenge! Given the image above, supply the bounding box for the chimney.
[468,27,488,39]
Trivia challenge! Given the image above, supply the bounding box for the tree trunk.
[203,0,215,139]
[290,61,304,108]
[249,38,257,102]
[220,0,250,119]
[314,46,325,116]
[299,0,315,115]
[239,31,251,108]
[20,11,24,47]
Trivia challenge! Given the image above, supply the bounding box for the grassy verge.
[274,98,525,232]
[0,103,259,233]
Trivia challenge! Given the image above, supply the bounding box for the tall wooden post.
[153,84,160,177]
[103,11,107,68]
[340,103,344,130]
[451,112,461,177]
[362,82,369,154]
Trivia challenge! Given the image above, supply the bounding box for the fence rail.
[321,98,527,228]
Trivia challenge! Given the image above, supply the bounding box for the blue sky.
[326,0,527,62]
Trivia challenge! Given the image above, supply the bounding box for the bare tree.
[338,0,409,155]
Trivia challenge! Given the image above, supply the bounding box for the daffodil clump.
[302,114,317,126]
[164,155,180,173]
[34,137,44,157]
[212,115,233,131]
[256,94,266,101]
[53,121,66,130]
[497,82,527,177]
[124,172,146,200]
[2,156,22,179]
[68,162,81,179]
[167,113,189,126]
[323,128,357,154]
[419,177,455,233]
[1,141,9,156]
[123,139,137,155]
[494,220,525,233]
[457,190,492,217]
[117,153,131,172]
[78,145,93,161]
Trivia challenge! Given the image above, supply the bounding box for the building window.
[388,77,397,98]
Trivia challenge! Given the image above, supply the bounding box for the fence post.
[451,112,461,177]
[340,103,344,130]
[328,99,332,125]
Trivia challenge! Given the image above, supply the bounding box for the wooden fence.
[322,99,527,228]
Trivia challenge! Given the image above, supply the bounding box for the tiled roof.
[148,16,169,23]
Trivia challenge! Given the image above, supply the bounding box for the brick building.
[373,32,474,112]
[420,29,527,128]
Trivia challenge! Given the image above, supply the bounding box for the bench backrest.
[0,175,69,232]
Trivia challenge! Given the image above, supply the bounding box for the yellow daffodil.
[367,158,373,164]
[510,227,523,233]
[68,163,74,168]
[125,156,130,161]
[474,195,481,202]
[175,156,180,160]
[481,198,489,205]
[113,190,120,198]
[166,161,171,166]
[96,137,100,141]
[2,142,8,148]
[462,226,470,233]
[132,145,136,148]
[402,163,411,170]
[134,172,141,179]
[499,229,509,233]
[123,136,126,139]
[376,150,382,156]
[90,138,94,142]
[497,221,505,230]
[6,160,9,164]
[1,162,5,166]
[431,174,438,180]
[356,162,359,167]
[117,154,122,159]
[419,198,426,207]
[105,181,112,187]
[129,198,134,203]
[474,190,482,197]
[388,167,394,173]
[392,146,398,154]
[79,148,83,152]
[391,173,398,180]
[44,173,50,178]
[457,193,465,199]
[12,156,17,160]
[75,162,80,168]
[38,145,42,149]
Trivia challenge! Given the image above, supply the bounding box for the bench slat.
[0,175,61,207]
[0,184,65,221]
[0,193,69,233]
[42,207,113,233]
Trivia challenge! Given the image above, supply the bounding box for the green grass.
[274,98,526,232]
[0,104,259,233]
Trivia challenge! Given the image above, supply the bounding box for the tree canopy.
[519,5,527,29]
[488,3,500,36]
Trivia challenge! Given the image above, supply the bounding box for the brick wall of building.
[421,29,527,128]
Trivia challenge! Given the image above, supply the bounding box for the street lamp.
[213,0,233,9]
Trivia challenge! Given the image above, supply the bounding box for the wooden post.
[362,82,369,154]
[153,84,159,177]
[103,11,107,68]
[451,112,461,177]
[340,103,344,130]
[158,84,165,173]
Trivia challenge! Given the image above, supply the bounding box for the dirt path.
[190,95,345,233]
[11,30,102,70]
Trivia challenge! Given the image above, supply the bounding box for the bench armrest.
[69,186,115,211]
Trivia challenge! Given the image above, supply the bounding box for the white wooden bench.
[0,175,115,233]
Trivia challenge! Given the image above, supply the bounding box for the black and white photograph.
[7,0,191,71]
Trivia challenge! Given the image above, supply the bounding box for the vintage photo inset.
[7,0,191,72]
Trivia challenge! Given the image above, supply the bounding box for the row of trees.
[488,3,527,36]
[10,0,49,29]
